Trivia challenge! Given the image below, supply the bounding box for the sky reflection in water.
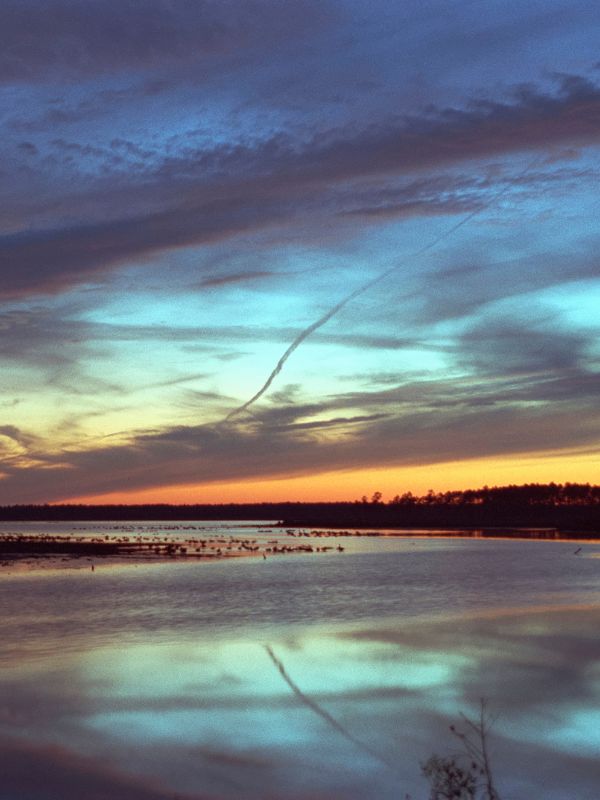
[1,532,600,799]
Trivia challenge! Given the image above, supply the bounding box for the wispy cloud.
[0,0,332,84]
[196,270,275,289]
[2,75,600,298]
[2,347,598,502]
[1,2,598,499]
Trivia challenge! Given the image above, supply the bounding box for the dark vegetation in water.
[0,484,599,534]
[418,702,501,800]
[0,529,336,564]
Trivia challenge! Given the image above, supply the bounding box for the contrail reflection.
[264,644,397,771]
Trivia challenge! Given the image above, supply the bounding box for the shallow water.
[1,522,600,799]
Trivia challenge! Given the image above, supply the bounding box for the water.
[1,522,599,799]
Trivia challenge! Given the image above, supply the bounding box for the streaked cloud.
[0,0,598,500]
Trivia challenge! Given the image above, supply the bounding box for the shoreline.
[281,525,600,539]
[1,485,599,534]
[2,523,598,577]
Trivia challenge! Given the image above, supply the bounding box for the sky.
[0,0,599,504]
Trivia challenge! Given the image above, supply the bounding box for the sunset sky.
[1,0,599,504]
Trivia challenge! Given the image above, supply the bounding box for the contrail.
[264,644,397,771]
[225,162,538,421]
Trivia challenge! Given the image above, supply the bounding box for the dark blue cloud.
[2,75,600,298]
[0,0,332,83]
[0,0,598,498]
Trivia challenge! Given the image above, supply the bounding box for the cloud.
[16,140,38,155]
[340,196,478,220]
[0,306,121,396]
[1,373,598,502]
[459,317,591,377]
[0,424,40,464]
[418,246,600,324]
[196,270,275,289]
[274,74,600,185]
[0,424,35,446]
[8,85,170,132]
[0,0,331,84]
[1,294,597,501]
[2,75,600,298]
[0,192,293,298]
[0,306,429,374]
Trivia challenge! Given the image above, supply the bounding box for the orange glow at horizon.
[60,450,599,505]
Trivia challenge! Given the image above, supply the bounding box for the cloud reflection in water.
[1,604,600,799]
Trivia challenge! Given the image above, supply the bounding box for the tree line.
[372,482,600,507]
[0,483,598,532]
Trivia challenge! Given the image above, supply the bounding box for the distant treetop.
[385,482,600,507]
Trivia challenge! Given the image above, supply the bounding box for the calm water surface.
[1,522,599,799]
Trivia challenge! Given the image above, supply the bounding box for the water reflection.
[2,533,600,798]
[2,604,600,799]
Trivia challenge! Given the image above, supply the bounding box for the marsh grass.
[417,700,501,800]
